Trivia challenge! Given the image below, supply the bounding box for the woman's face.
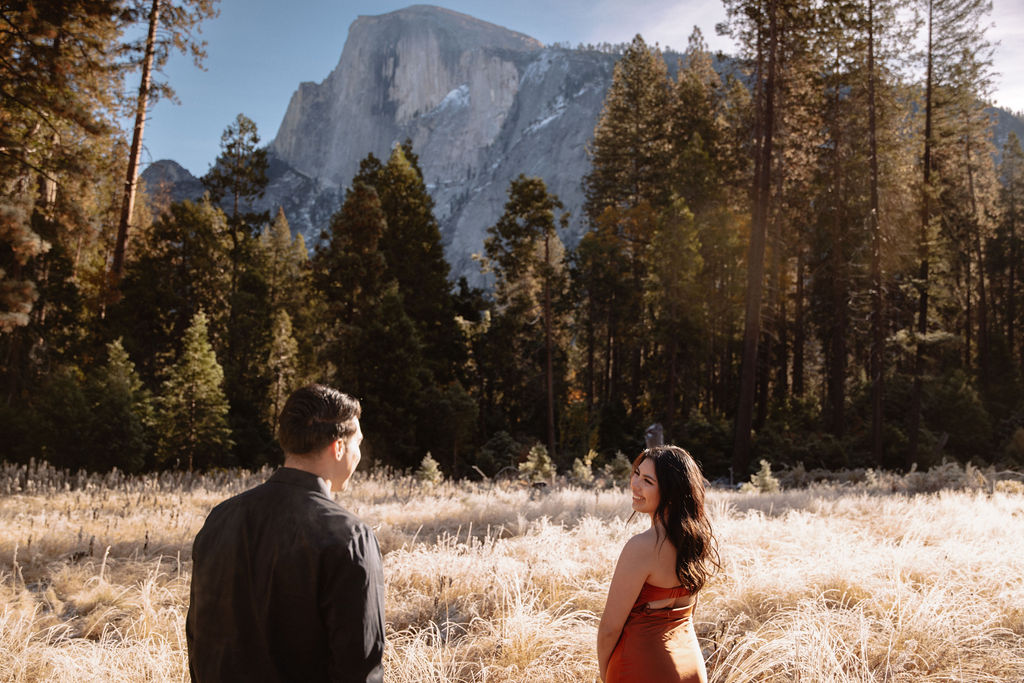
[630,457,660,515]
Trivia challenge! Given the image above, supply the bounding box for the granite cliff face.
[145,5,617,284]
[270,4,616,283]
[142,5,1024,285]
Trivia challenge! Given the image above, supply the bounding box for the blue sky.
[141,0,1024,177]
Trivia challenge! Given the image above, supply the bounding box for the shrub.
[1005,428,1024,465]
[601,451,633,487]
[518,444,555,483]
[569,449,597,486]
[741,459,781,493]
[416,453,443,485]
[475,431,524,476]
[995,479,1024,495]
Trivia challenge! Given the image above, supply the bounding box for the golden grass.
[1,462,1023,681]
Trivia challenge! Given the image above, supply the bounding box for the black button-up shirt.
[186,467,385,682]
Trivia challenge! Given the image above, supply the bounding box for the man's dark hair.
[278,384,361,456]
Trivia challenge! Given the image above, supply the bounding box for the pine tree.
[313,182,388,388]
[352,143,462,383]
[156,310,233,471]
[257,207,314,386]
[858,0,921,465]
[584,34,673,216]
[671,28,727,216]
[644,199,702,439]
[202,113,270,238]
[265,309,298,427]
[200,114,272,460]
[994,133,1024,364]
[110,198,232,381]
[579,34,673,434]
[908,0,995,464]
[259,208,308,313]
[483,175,569,458]
[721,0,786,476]
[354,283,426,465]
[313,181,429,466]
[84,338,154,472]
[1,1,125,327]
[112,0,219,288]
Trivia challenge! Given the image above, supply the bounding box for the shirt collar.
[269,466,333,497]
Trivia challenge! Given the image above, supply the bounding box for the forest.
[2,0,1023,481]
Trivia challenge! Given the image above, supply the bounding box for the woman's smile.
[630,458,659,514]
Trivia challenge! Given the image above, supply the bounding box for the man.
[187,384,384,682]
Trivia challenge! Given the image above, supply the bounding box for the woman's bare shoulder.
[621,527,659,557]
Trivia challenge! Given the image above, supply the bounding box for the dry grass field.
[1,460,1023,682]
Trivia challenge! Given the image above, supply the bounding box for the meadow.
[1,460,1023,682]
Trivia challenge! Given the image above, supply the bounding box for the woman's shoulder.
[621,527,660,557]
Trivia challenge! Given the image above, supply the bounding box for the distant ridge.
[141,5,1024,286]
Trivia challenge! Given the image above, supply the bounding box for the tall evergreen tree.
[257,207,314,383]
[202,113,270,238]
[83,338,154,471]
[993,133,1024,368]
[721,0,786,476]
[908,0,995,463]
[259,208,308,314]
[1,1,125,329]
[110,198,232,380]
[313,181,428,466]
[579,35,673,440]
[112,0,219,289]
[201,113,271,423]
[644,199,702,439]
[584,35,673,215]
[483,175,569,458]
[352,143,462,383]
[156,310,233,471]
[265,309,298,428]
[313,182,388,388]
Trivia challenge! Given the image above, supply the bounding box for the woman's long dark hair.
[633,445,719,593]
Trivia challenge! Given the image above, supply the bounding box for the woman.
[597,445,718,682]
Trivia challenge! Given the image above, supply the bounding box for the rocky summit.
[143,5,618,285]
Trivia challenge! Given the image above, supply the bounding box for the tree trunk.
[827,44,847,438]
[909,0,934,468]
[111,0,161,291]
[1009,206,1018,358]
[964,127,990,390]
[734,0,778,477]
[544,232,556,459]
[793,249,805,396]
[868,0,885,467]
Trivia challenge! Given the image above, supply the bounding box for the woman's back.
[605,527,705,682]
[597,446,716,683]
[633,527,695,609]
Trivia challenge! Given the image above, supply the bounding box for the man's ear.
[333,437,345,462]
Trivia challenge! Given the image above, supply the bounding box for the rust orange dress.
[605,582,707,683]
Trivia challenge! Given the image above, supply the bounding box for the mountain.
[143,5,618,285]
[141,5,1024,285]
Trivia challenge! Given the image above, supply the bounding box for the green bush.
[474,431,524,476]
[570,449,597,486]
[741,459,781,493]
[416,452,443,485]
[601,451,633,487]
[519,444,555,483]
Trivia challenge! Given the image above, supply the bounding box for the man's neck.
[282,455,334,492]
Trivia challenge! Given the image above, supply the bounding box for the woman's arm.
[596,534,650,681]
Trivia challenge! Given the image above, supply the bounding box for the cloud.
[580,0,732,53]
[990,0,1024,112]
